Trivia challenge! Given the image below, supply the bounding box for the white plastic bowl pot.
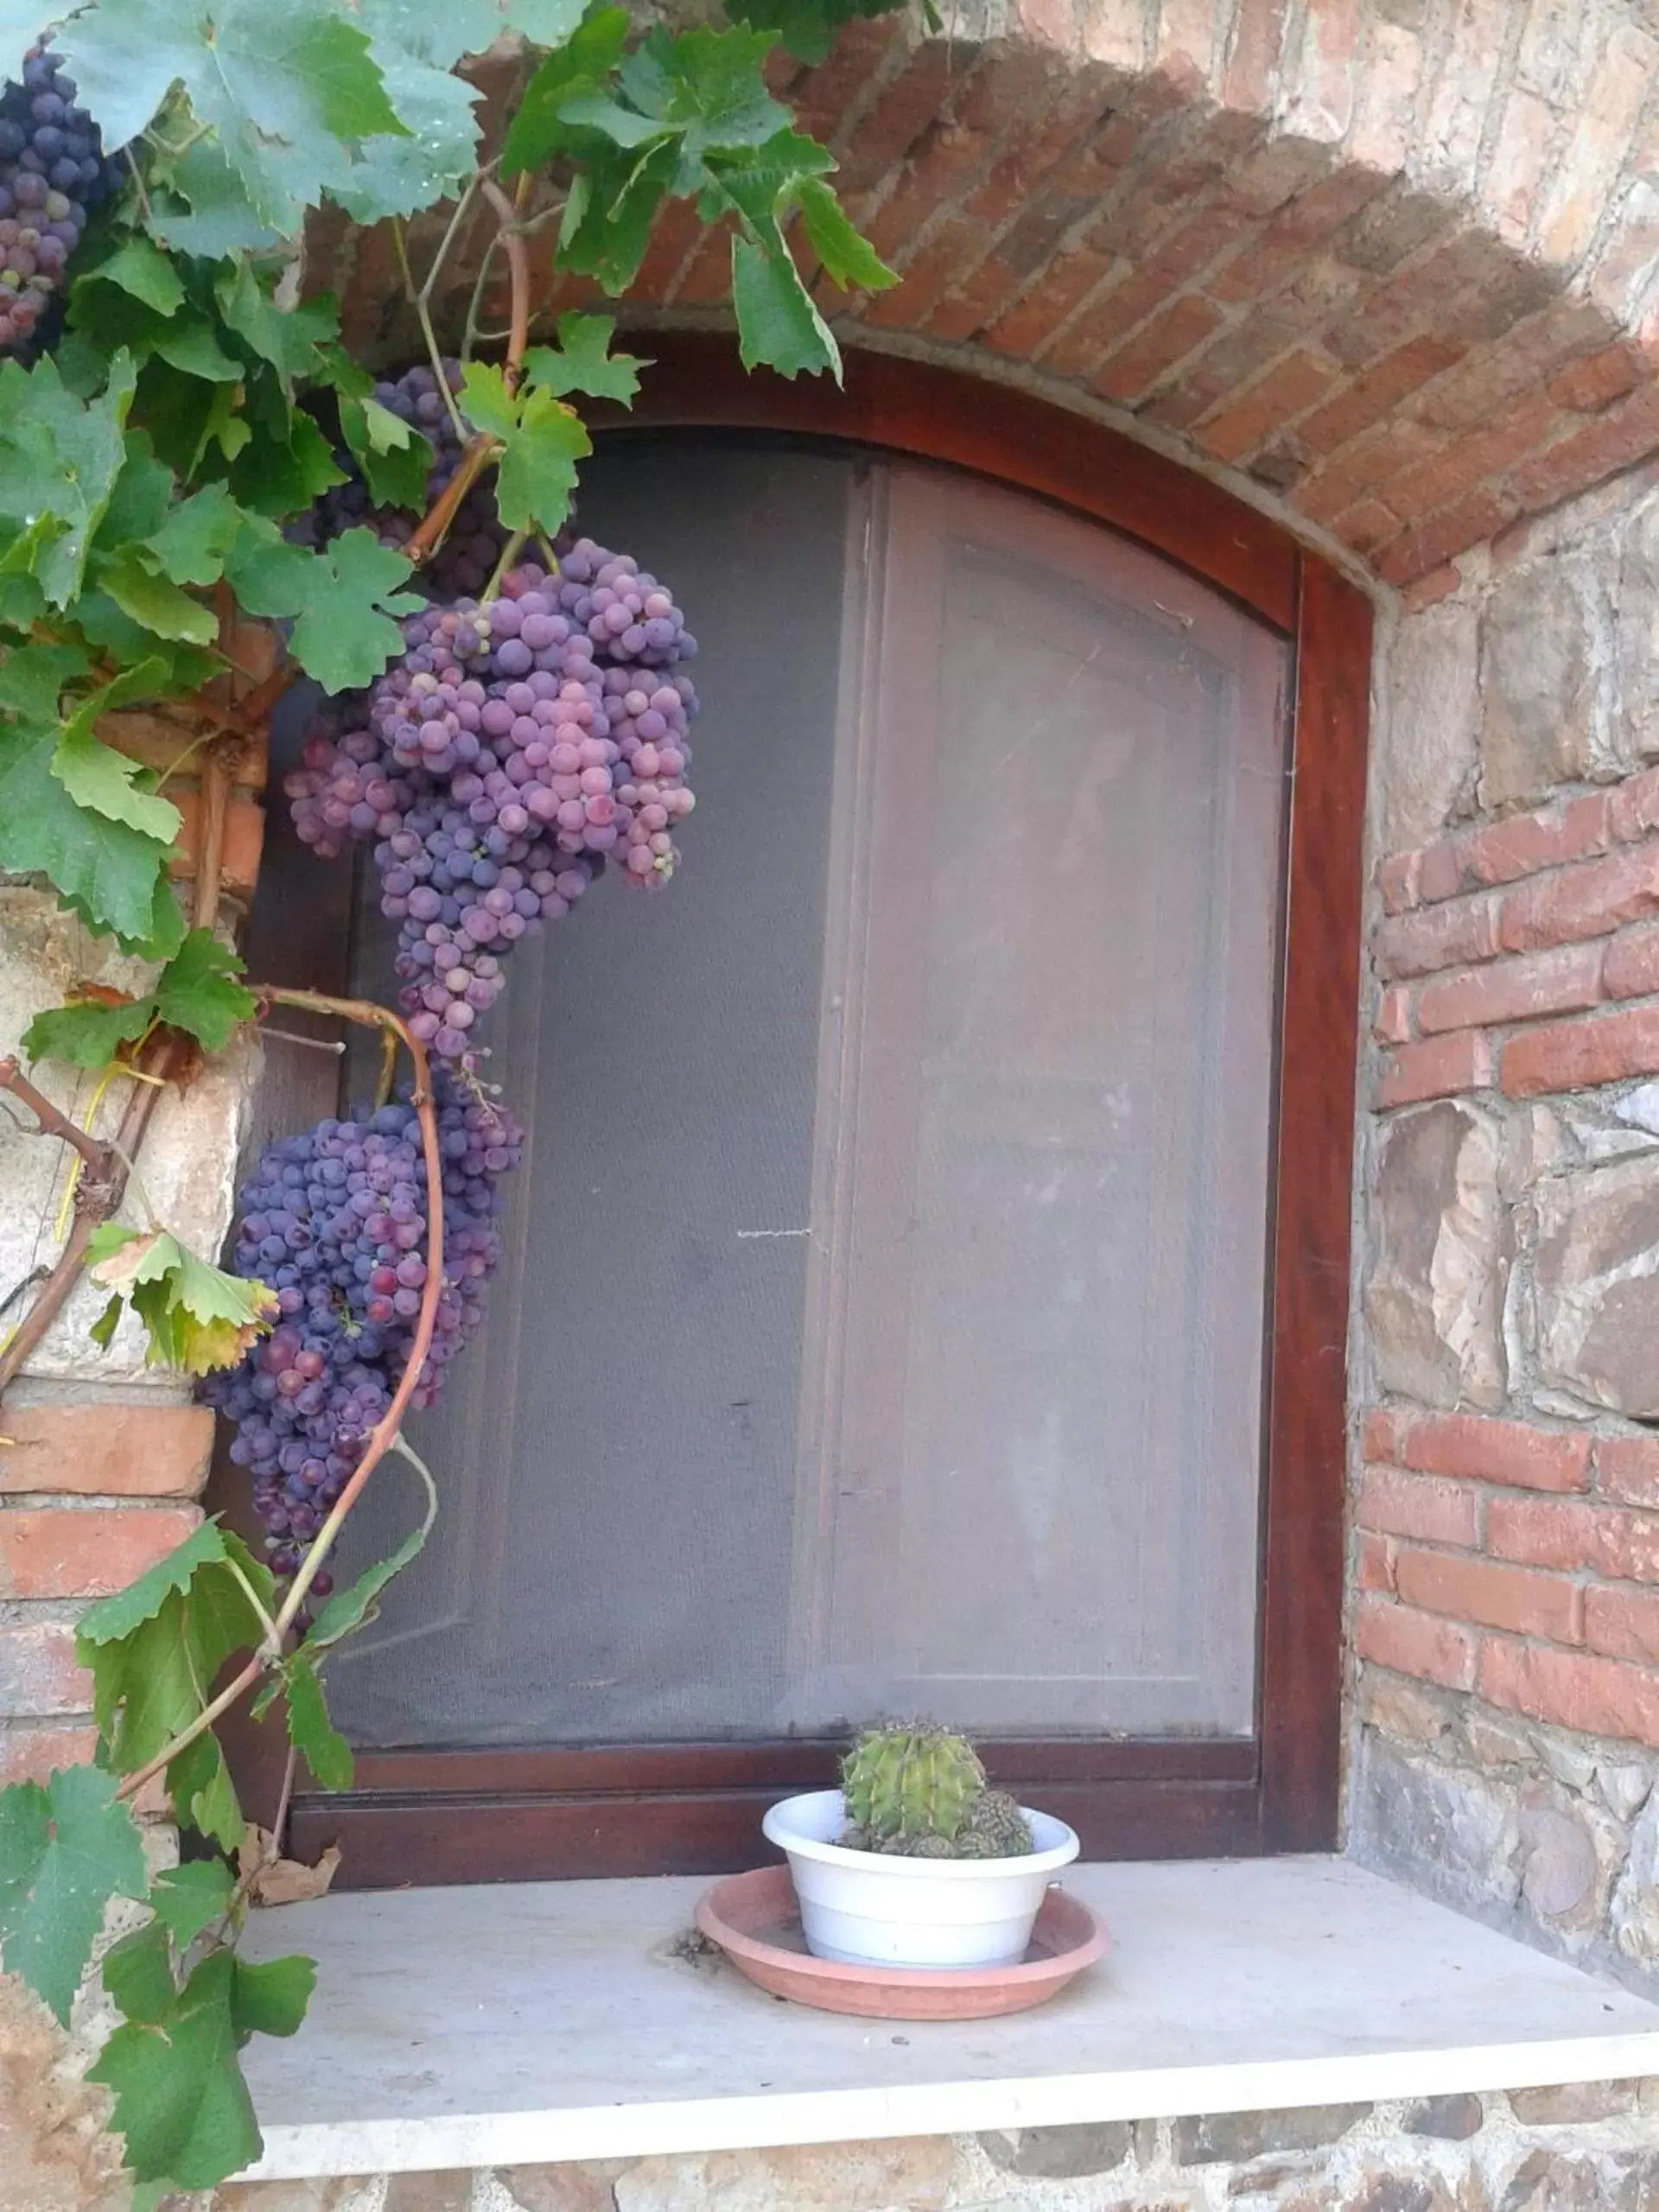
[761,1789,1081,1969]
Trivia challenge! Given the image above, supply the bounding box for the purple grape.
[284,549,698,1074]
[0,45,120,360]
[200,1070,524,1580]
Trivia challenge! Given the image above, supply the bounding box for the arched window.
[233,349,1370,1879]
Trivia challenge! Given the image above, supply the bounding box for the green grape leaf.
[722,0,909,63]
[153,321,246,385]
[227,401,348,518]
[152,929,256,1052]
[58,0,405,234]
[555,139,677,293]
[145,139,283,260]
[88,1227,277,1375]
[147,486,245,588]
[231,1952,315,2041]
[22,991,154,1071]
[0,351,137,607]
[282,1653,353,1791]
[93,550,219,648]
[0,1765,149,2025]
[82,236,187,318]
[228,528,421,692]
[76,1519,257,1659]
[149,1859,236,1948]
[96,435,178,555]
[0,715,175,946]
[87,1948,263,2192]
[89,1293,123,1350]
[340,394,431,512]
[458,363,590,535]
[556,95,669,149]
[339,0,485,221]
[500,2,629,175]
[213,264,339,391]
[52,725,182,842]
[104,1917,180,2026]
[307,1448,435,1652]
[794,175,898,289]
[696,128,836,232]
[732,229,841,379]
[523,312,648,404]
[613,24,791,174]
[168,1731,244,1858]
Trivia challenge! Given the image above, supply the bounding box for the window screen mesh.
[326,437,1288,1750]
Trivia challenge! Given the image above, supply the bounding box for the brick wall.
[321,0,1659,600]
[1351,467,1659,1993]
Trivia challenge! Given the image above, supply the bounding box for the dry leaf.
[239,1824,341,1906]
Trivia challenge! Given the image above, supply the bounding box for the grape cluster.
[0,46,119,357]
[286,547,698,1064]
[292,359,511,601]
[202,1068,522,1579]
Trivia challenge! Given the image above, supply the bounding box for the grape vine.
[0,0,908,2197]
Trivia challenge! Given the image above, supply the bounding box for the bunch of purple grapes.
[0,46,120,357]
[202,1068,522,1578]
[292,359,510,601]
[285,545,697,1064]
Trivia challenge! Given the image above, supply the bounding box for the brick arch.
[326,0,1659,596]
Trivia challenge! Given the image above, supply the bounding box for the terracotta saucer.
[694,1865,1109,2020]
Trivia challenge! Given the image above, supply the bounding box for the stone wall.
[1351,461,1659,1994]
[204,2088,1659,2211]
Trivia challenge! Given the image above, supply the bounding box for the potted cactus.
[760,1724,1081,1970]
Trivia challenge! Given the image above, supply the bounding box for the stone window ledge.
[237,1856,1659,2183]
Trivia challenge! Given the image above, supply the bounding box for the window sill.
[238,1855,1659,2182]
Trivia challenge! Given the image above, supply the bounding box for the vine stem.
[391,217,471,449]
[0,1058,119,1176]
[480,180,531,393]
[114,991,444,1809]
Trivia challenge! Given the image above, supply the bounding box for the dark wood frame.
[219,337,1370,1886]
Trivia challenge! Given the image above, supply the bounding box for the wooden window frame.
[219,336,1370,1886]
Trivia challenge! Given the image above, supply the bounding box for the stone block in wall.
[1350,1728,1523,1915]
[608,2139,955,2211]
[977,2122,1132,2176]
[1532,1158,1659,1414]
[1611,1787,1659,1969]
[1365,1100,1507,1409]
[1382,600,1479,850]
[1478,558,1598,810]
[1173,2104,1370,2164]
[1615,493,1659,764]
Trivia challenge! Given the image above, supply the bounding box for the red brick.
[1597,1433,1659,1508]
[1505,383,1659,514]
[1502,1004,1659,1096]
[1092,294,1230,403]
[1479,1636,1659,1747]
[1357,1530,1396,1593]
[1357,1465,1481,1548]
[1062,205,1244,377]
[1548,343,1644,414]
[1197,348,1343,461]
[1385,397,1564,521]
[1298,421,1450,528]
[1586,1585,1659,1668]
[0,1622,92,1717]
[1500,845,1659,953]
[1374,893,1502,979]
[0,1506,200,1599]
[1353,1595,1478,1691]
[1609,766,1659,844]
[1423,794,1615,899]
[1295,336,1465,455]
[1376,491,1519,588]
[0,1402,213,1497]
[0,1724,99,1786]
[1401,564,1465,612]
[1335,499,1402,558]
[1387,1411,1591,1493]
[1376,984,1413,1043]
[1363,1405,1408,1463]
[1415,944,1605,1034]
[1603,921,1659,1001]
[1379,851,1421,915]
[1377,1029,1491,1107]
[983,243,1118,357]
[1489,1496,1659,1581]
[1221,0,1294,111]
[1393,1548,1582,1644]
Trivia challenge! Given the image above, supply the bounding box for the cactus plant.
[837,1723,1034,1859]
[842,1723,986,1844]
